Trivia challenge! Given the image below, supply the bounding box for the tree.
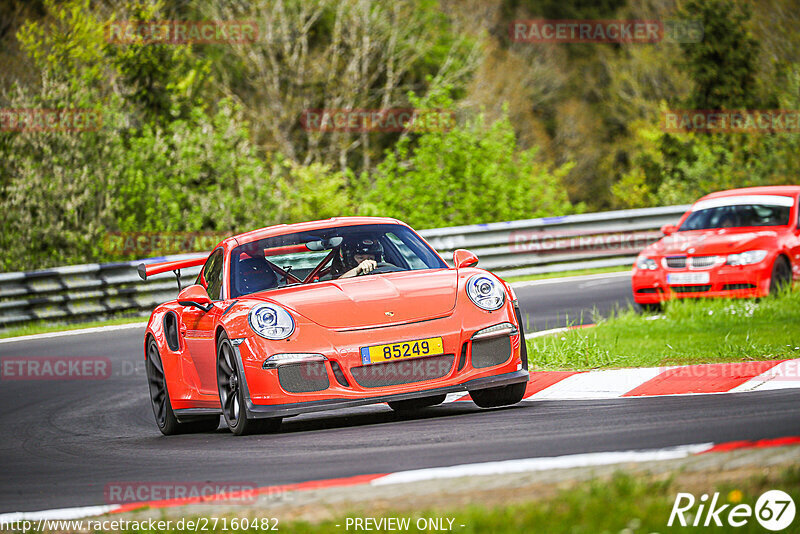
[360,89,576,228]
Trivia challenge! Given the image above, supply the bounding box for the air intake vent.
[664,256,686,269]
[277,362,330,393]
[471,336,512,369]
[690,255,720,269]
[457,342,468,371]
[723,283,756,290]
[330,360,350,387]
[671,284,711,293]
[350,355,454,388]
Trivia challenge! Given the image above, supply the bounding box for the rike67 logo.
[669,490,795,531]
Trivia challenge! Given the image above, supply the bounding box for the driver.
[336,238,384,278]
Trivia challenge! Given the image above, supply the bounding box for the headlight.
[726,250,768,266]
[466,274,505,311]
[636,256,658,270]
[248,303,295,340]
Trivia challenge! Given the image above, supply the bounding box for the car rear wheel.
[217,333,282,436]
[769,256,792,294]
[469,382,527,408]
[388,394,447,412]
[146,338,219,435]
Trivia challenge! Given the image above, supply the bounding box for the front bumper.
[632,261,772,304]
[236,368,529,418]
[231,303,527,419]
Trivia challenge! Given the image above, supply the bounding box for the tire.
[769,256,792,295]
[636,302,662,313]
[146,338,219,435]
[469,382,527,408]
[217,333,282,436]
[388,394,447,412]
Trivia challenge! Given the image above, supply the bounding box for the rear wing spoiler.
[137,256,207,291]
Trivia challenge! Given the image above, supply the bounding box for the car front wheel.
[388,394,447,412]
[217,333,282,436]
[469,382,527,408]
[769,256,792,294]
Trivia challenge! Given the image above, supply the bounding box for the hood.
[646,228,778,256]
[253,269,457,329]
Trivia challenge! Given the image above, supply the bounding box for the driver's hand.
[356,259,377,275]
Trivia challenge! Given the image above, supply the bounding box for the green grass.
[0,314,147,339]
[504,265,630,283]
[527,289,800,370]
[95,466,800,533]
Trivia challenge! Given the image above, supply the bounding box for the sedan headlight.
[467,274,505,311]
[636,256,658,270]
[726,250,768,266]
[248,303,295,340]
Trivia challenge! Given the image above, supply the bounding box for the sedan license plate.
[667,272,710,285]
[360,337,444,365]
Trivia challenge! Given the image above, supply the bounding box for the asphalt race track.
[1,272,798,513]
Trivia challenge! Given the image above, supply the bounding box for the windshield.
[679,197,793,232]
[229,224,447,297]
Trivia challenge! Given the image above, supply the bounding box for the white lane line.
[0,322,147,344]
[528,367,664,400]
[371,443,714,486]
[0,505,118,522]
[510,271,631,288]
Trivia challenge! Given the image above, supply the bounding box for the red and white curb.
[3,437,798,522]
[440,358,800,403]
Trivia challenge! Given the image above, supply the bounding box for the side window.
[198,249,224,301]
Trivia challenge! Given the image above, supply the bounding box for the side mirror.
[660,224,677,236]
[453,249,479,269]
[177,284,213,312]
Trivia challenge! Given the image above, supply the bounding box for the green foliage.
[2,0,799,272]
[360,89,577,228]
[276,157,353,224]
[114,101,278,235]
[679,0,764,110]
[528,289,800,370]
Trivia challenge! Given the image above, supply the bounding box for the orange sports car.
[138,217,529,435]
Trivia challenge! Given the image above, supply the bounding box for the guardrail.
[0,204,689,328]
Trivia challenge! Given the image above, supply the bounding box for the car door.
[180,248,225,395]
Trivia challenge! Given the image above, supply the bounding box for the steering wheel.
[361,262,403,275]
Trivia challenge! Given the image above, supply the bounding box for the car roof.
[220,216,406,250]
[697,185,800,202]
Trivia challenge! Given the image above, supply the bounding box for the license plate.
[667,272,710,285]
[360,336,444,365]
